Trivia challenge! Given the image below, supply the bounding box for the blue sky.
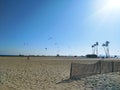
[0,0,120,56]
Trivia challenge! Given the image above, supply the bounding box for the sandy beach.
[0,56,120,90]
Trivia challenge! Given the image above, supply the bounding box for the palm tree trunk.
[106,47,110,58]
[103,46,107,58]
[96,45,98,56]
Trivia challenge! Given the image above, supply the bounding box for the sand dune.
[0,57,120,90]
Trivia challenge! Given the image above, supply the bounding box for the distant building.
[86,54,97,58]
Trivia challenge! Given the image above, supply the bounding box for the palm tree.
[105,41,110,48]
[102,41,110,58]
[102,43,107,57]
[94,44,96,54]
[92,45,94,54]
[105,41,110,58]
[95,42,99,56]
[91,42,99,55]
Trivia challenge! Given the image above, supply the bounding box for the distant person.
[27,56,30,60]
[114,55,118,58]
[101,56,104,59]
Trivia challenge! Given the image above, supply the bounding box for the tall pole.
[96,42,98,56]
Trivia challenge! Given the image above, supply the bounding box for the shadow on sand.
[56,78,81,84]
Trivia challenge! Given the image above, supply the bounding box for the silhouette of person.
[27,56,30,60]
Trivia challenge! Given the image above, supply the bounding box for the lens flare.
[105,0,120,10]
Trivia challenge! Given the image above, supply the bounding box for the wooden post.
[99,60,102,74]
[112,61,114,72]
[70,63,72,79]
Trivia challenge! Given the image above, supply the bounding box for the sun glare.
[105,0,120,10]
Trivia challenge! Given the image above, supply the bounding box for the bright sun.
[105,0,120,10]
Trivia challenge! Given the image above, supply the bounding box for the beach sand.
[0,57,120,90]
